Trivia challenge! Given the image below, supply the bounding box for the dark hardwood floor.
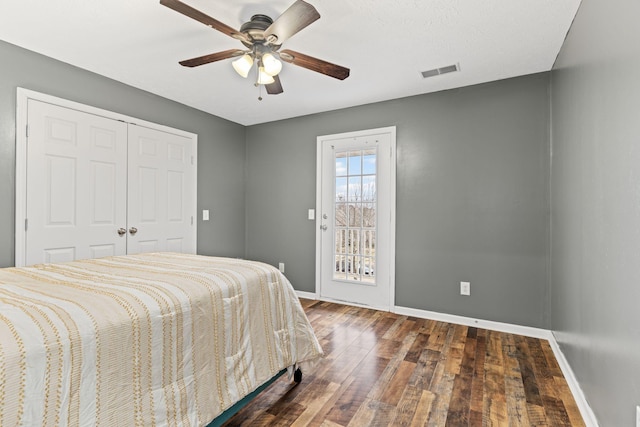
[223,299,585,426]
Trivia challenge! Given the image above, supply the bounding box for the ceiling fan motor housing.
[240,14,274,47]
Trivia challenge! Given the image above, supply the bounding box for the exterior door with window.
[317,127,396,310]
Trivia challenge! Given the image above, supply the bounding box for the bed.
[0,252,323,426]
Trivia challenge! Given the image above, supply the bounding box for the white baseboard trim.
[548,333,599,427]
[393,305,553,340]
[295,290,318,300]
[318,296,389,312]
[295,292,389,311]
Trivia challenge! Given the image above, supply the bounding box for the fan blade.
[160,0,248,43]
[179,49,245,67]
[279,50,350,80]
[266,75,284,95]
[264,0,320,45]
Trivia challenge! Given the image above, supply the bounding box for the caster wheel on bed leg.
[294,368,302,383]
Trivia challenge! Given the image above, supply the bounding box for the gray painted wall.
[0,40,246,267]
[246,73,551,328]
[550,0,640,425]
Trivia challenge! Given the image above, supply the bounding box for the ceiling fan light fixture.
[232,54,254,78]
[262,53,283,76]
[257,66,275,84]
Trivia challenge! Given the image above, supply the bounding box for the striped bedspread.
[0,252,323,426]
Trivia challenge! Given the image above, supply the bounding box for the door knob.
[129,227,138,235]
[117,228,126,236]
[320,224,328,231]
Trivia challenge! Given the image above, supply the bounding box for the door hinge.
[191,155,194,165]
[191,216,194,225]
[25,218,28,232]
[26,124,29,138]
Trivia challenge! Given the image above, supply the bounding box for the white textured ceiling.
[0,0,580,126]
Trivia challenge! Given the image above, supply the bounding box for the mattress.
[0,252,323,426]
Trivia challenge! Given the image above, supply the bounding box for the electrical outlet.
[460,281,471,296]
[279,263,285,273]
[636,405,640,427]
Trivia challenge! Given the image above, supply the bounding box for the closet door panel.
[25,100,128,265]
[127,125,196,255]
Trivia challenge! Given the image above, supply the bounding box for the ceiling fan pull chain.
[255,57,265,100]
[256,61,262,100]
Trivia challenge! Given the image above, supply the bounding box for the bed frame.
[206,368,302,426]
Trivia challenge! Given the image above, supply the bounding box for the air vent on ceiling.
[421,63,460,79]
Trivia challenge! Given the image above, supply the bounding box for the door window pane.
[348,176,361,202]
[362,176,376,202]
[336,155,348,177]
[363,150,376,175]
[335,203,347,226]
[335,177,347,201]
[348,151,362,175]
[349,204,362,227]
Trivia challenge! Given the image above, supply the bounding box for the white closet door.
[127,124,196,254]
[25,99,128,265]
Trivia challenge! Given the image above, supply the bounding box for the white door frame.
[315,126,396,310]
[15,87,198,267]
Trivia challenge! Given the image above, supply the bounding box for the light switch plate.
[635,405,640,427]
[202,209,209,221]
[308,209,315,220]
[460,281,471,296]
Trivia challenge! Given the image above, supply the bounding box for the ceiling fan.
[160,0,350,97]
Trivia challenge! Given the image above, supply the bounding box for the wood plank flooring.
[223,300,585,427]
